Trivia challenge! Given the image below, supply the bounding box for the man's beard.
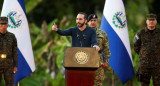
[77,22,85,28]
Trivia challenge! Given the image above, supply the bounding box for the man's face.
[146,19,157,30]
[0,23,8,33]
[76,14,86,27]
[87,19,98,29]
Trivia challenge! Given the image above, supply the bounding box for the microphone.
[82,32,86,40]
[76,33,80,40]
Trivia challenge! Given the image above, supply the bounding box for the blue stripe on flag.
[100,15,134,84]
[17,0,26,15]
[14,49,32,84]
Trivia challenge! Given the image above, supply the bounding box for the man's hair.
[78,12,87,20]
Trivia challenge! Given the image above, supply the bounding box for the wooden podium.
[64,47,99,86]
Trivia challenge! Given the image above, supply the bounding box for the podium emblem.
[0,54,7,59]
[75,51,88,64]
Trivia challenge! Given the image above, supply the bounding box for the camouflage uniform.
[0,17,18,86]
[134,27,160,85]
[94,29,111,86]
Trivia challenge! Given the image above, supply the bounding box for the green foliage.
[0,76,5,86]
[24,0,43,14]
[48,73,65,86]
[20,74,45,86]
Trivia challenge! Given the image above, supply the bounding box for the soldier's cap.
[87,14,98,22]
[146,13,157,20]
[0,16,8,24]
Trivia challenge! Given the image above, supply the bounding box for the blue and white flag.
[1,0,35,84]
[100,0,134,84]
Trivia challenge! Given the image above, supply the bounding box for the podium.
[64,47,99,86]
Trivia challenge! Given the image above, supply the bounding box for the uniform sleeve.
[57,28,72,36]
[91,29,98,46]
[13,35,18,67]
[102,32,111,63]
[133,32,141,54]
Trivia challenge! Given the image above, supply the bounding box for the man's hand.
[52,23,58,31]
[13,67,18,74]
[101,62,112,73]
[93,45,100,51]
[101,62,108,69]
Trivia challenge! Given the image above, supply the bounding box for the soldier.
[134,13,160,86]
[0,17,18,86]
[87,14,111,86]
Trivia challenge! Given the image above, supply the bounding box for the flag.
[1,0,35,84]
[100,0,134,84]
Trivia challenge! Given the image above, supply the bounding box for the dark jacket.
[0,32,18,68]
[134,27,160,71]
[57,26,98,47]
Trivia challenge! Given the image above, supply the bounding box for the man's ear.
[85,19,87,23]
[6,24,9,27]
[146,20,147,24]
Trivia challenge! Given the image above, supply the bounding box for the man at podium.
[52,12,100,51]
[52,12,101,86]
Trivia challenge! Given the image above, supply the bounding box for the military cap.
[88,14,98,22]
[146,13,157,20]
[0,16,8,24]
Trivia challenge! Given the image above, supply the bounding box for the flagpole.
[112,71,114,86]
[15,82,19,86]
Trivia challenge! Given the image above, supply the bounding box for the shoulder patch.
[135,34,139,40]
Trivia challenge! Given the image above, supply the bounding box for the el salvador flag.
[1,0,35,84]
[100,0,134,84]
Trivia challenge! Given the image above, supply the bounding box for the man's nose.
[91,22,95,24]
[2,24,5,26]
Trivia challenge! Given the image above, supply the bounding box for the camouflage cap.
[87,14,98,22]
[0,17,8,24]
[146,13,157,20]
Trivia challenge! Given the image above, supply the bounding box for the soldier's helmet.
[146,13,157,20]
[0,16,8,24]
[88,14,98,22]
